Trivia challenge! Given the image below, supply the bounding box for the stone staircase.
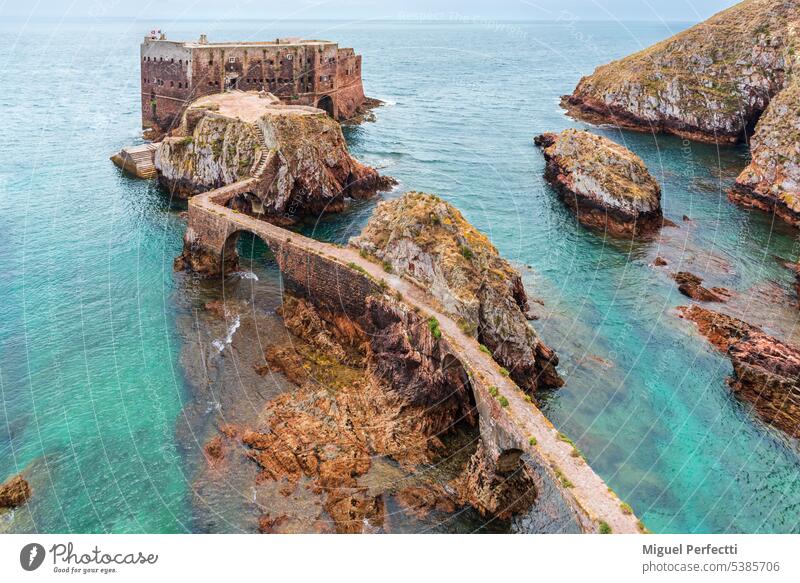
[110,143,158,179]
[250,125,272,178]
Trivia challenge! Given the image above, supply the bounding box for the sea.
[1,16,799,534]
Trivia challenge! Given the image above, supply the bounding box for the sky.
[2,0,739,22]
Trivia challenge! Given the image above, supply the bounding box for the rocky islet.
[534,130,663,237]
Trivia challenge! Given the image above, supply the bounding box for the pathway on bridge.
[191,188,642,534]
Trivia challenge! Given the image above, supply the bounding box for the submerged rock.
[350,191,562,393]
[535,130,663,237]
[561,0,798,145]
[155,92,393,216]
[673,271,731,303]
[0,474,30,508]
[678,304,800,438]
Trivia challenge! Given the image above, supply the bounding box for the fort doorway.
[317,95,334,117]
[225,76,239,91]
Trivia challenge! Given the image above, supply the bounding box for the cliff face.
[350,191,562,393]
[562,0,798,144]
[678,304,800,438]
[730,79,800,227]
[156,112,260,195]
[535,130,662,237]
[155,98,392,216]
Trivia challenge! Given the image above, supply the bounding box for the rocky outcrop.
[156,111,260,196]
[455,442,537,519]
[240,295,478,533]
[535,130,663,237]
[678,304,800,437]
[0,474,30,508]
[155,96,393,217]
[730,79,800,227]
[673,271,731,302]
[562,0,798,145]
[350,191,562,393]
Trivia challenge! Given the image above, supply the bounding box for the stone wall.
[141,37,367,132]
[140,40,194,132]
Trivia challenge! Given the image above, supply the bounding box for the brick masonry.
[140,32,366,133]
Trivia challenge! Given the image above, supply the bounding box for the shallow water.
[1,17,799,533]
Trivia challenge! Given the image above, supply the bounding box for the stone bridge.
[178,180,642,534]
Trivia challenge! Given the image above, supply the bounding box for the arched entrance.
[221,230,281,282]
[317,95,334,117]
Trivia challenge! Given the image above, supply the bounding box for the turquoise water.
[1,18,799,534]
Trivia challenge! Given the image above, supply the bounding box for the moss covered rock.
[155,96,393,217]
[562,0,798,144]
[730,78,800,227]
[535,130,662,237]
[350,191,562,393]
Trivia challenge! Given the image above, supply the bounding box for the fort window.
[170,81,174,87]
[229,57,236,63]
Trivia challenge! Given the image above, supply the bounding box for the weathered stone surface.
[350,191,562,393]
[535,130,663,237]
[678,304,800,437]
[455,442,537,519]
[155,95,393,216]
[673,271,731,302]
[240,295,475,533]
[0,475,31,508]
[562,0,798,144]
[731,79,800,227]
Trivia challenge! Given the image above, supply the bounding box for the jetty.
[110,143,158,179]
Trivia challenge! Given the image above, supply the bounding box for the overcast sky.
[2,0,738,22]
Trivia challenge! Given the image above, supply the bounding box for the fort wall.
[140,34,366,133]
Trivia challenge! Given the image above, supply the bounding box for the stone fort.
[140,30,367,133]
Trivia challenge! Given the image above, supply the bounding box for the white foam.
[231,271,259,281]
[211,315,240,352]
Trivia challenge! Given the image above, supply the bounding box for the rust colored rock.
[203,435,225,464]
[535,130,663,238]
[455,442,537,519]
[673,272,730,303]
[678,304,800,438]
[258,514,290,534]
[395,485,459,519]
[653,256,668,267]
[256,344,309,385]
[0,475,31,508]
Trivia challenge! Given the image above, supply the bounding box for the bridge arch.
[317,95,335,117]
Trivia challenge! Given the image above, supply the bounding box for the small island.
[534,130,663,237]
